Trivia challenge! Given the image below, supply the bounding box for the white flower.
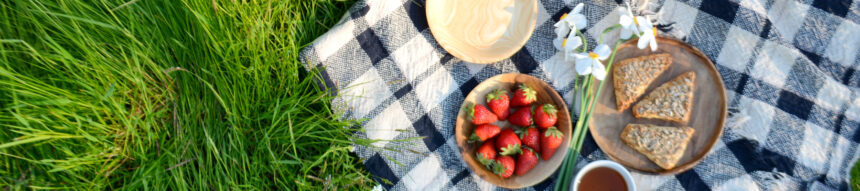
[574,44,611,80]
[554,20,571,38]
[553,23,582,53]
[636,16,658,51]
[562,30,583,61]
[553,3,586,53]
[617,4,637,39]
[553,23,570,50]
[553,37,563,51]
[562,3,588,29]
[553,36,566,51]
[563,30,582,54]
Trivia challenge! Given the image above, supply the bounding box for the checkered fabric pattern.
[300,0,860,190]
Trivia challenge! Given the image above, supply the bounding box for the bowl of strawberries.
[456,73,572,189]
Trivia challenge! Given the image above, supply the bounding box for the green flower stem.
[557,77,593,191]
[580,78,593,114]
[574,41,621,153]
[556,74,592,191]
[576,30,588,53]
[598,24,623,45]
[555,40,623,191]
[583,41,622,119]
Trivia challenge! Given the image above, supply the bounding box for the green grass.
[853,161,860,190]
[3,0,856,190]
[0,0,378,190]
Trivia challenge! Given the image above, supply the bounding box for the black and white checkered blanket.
[300,0,860,190]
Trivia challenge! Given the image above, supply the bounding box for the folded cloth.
[301,0,860,190]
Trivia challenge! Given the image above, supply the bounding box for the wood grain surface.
[456,73,572,188]
[426,0,537,64]
[589,36,727,174]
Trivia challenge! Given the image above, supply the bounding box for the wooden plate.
[589,36,728,174]
[456,73,572,189]
[426,0,537,64]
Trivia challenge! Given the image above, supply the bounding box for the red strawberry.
[540,126,564,160]
[535,104,558,129]
[463,103,498,125]
[515,148,539,176]
[469,124,501,143]
[518,127,541,153]
[509,107,533,127]
[476,140,497,168]
[492,155,515,178]
[495,129,521,156]
[485,89,510,120]
[511,84,537,107]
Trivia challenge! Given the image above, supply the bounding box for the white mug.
[570,160,636,191]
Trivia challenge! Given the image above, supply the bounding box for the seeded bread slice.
[621,124,695,170]
[612,54,673,111]
[632,71,696,123]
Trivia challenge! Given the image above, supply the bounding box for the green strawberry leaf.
[486,89,507,102]
[530,105,536,115]
[477,153,494,167]
[491,160,507,176]
[515,127,525,138]
[542,104,557,117]
[517,126,535,139]
[468,133,481,143]
[545,126,563,138]
[462,103,475,121]
[518,84,537,102]
[499,144,521,156]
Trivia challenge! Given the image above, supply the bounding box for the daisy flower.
[574,44,611,80]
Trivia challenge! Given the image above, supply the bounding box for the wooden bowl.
[456,73,572,188]
[426,0,538,64]
[589,36,728,174]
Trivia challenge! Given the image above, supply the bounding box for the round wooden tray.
[426,0,537,64]
[589,36,727,174]
[455,73,572,188]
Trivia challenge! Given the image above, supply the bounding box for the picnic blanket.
[300,0,860,190]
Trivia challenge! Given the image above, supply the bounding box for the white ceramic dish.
[571,160,636,191]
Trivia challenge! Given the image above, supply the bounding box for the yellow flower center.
[633,17,638,25]
[588,52,599,59]
[560,13,568,20]
[562,38,567,47]
[652,27,657,36]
